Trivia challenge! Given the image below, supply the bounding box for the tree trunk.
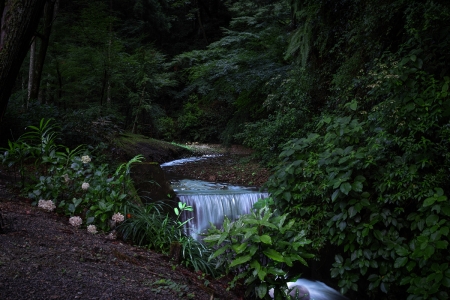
[29,0,56,102]
[106,0,112,107]
[0,0,47,121]
[27,39,36,106]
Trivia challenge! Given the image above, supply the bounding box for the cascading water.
[161,155,349,300]
[177,190,268,240]
[168,178,268,240]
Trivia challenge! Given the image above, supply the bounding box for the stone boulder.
[130,162,177,204]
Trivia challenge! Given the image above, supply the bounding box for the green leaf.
[340,182,352,195]
[423,245,435,259]
[348,206,357,218]
[423,196,436,207]
[260,235,272,244]
[229,255,252,267]
[406,261,416,272]
[335,255,344,264]
[331,189,340,202]
[255,283,267,299]
[352,181,363,192]
[263,249,284,262]
[250,260,261,271]
[435,188,444,197]
[232,243,247,254]
[442,276,450,288]
[202,234,221,243]
[440,227,449,236]
[395,246,410,256]
[426,214,439,226]
[436,240,448,249]
[394,257,408,268]
[257,269,267,281]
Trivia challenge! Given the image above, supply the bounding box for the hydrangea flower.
[111,212,124,223]
[81,182,90,190]
[38,199,56,212]
[81,155,91,164]
[106,231,116,240]
[69,216,82,227]
[62,174,70,182]
[87,225,97,234]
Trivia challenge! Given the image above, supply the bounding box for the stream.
[161,155,349,300]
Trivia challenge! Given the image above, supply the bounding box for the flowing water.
[170,178,268,240]
[161,156,349,300]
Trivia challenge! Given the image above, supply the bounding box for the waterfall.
[178,191,268,240]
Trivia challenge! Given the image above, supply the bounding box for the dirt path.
[0,198,243,300]
[0,144,270,299]
[0,147,252,300]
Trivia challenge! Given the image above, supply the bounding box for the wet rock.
[130,162,177,203]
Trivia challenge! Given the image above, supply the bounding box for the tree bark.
[0,0,47,121]
[27,39,36,107]
[29,0,56,102]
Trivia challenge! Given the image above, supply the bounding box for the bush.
[203,205,314,299]
[117,201,219,276]
[266,53,450,298]
[0,118,142,232]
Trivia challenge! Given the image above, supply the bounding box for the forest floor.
[0,144,270,300]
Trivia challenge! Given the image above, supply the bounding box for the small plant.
[117,201,175,252]
[150,278,191,298]
[203,205,314,299]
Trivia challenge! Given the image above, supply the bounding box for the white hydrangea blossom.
[62,174,70,182]
[69,216,82,227]
[38,199,56,212]
[111,212,125,223]
[106,231,116,240]
[81,155,91,164]
[87,225,97,234]
[81,182,90,190]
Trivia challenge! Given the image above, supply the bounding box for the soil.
[0,144,270,300]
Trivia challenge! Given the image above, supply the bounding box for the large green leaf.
[232,242,248,254]
[263,249,284,262]
[340,182,352,195]
[260,235,272,244]
[394,257,408,268]
[210,245,229,259]
[230,255,252,267]
[255,283,267,299]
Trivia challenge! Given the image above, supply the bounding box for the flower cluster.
[62,174,70,182]
[81,155,91,164]
[106,231,116,240]
[81,182,90,190]
[69,216,82,227]
[38,199,56,212]
[87,225,97,234]
[111,212,124,223]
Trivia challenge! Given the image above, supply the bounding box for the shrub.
[203,205,314,299]
[266,53,450,298]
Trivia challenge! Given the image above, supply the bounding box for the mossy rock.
[130,162,177,203]
[113,133,192,164]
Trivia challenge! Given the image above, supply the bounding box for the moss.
[112,132,192,163]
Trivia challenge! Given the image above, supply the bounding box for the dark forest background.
[1,1,450,299]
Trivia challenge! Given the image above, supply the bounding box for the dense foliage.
[204,206,314,299]
[2,0,450,299]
